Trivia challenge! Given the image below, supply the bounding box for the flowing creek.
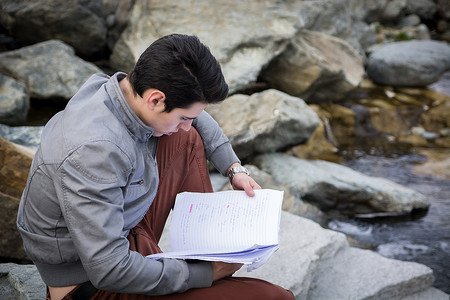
[328,73,450,294]
[331,140,450,294]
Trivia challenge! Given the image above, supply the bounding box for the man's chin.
[165,131,177,136]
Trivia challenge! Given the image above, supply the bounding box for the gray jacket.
[16,72,239,295]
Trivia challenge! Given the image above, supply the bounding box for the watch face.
[234,166,249,175]
[228,166,249,179]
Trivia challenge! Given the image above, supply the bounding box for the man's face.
[149,102,207,137]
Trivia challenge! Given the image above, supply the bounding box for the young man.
[17,34,294,300]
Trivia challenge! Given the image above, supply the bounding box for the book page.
[169,189,283,252]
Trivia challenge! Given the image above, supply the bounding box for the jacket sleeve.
[55,140,213,295]
[193,111,240,175]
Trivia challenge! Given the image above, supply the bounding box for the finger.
[251,181,262,190]
[244,183,255,197]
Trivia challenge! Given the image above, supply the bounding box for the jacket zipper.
[130,179,144,186]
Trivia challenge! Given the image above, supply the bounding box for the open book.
[147,189,283,272]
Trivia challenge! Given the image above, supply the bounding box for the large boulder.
[110,0,298,93]
[0,0,107,57]
[206,89,320,160]
[0,73,29,126]
[0,40,104,100]
[0,138,33,260]
[109,0,379,95]
[159,211,446,299]
[255,153,430,216]
[367,40,450,87]
[260,30,365,103]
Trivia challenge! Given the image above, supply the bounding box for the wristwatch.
[227,165,250,183]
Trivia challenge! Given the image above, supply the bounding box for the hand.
[212,262,243,281]
[230,171,261,197]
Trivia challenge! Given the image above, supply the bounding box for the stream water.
[330,141,450,294]
[328,74,450,294]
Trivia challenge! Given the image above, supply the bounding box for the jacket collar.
[106,72,155,142]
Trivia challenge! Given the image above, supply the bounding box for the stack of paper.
[147,189,283,272]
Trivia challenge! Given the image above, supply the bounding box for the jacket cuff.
[209,142,240,176]
[186,261,214,289]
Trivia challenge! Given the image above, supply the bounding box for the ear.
[145,89,166,110]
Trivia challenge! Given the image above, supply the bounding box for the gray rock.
[307,246,434,299]
[0,124,43,150]
[206,89,320,160]
[416,23,432,40]
[400,287,450,300]
[0,266,20,300]
[0,40,104,99]
[0,263,46,300]
[110,0,298,92]
[406,0,437,20]
[261,30,365,103]
[347,0,407,23]
[297,1,354,41]
[255,153,430,215]
[0,74,29,126]
[351,21,379,53]
[400,14,422,27]
[234,211,348,299]
[382,0,408,21]
[367,40,450,87]
[0,0,107,57]
[159,209,448,299]
[346,0,385,23]
[295,0,368,56]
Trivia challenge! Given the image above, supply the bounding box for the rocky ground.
[1,0,450,299]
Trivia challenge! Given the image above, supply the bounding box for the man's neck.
[119,77,143,119]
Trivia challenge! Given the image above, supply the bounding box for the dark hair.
[128,34,229,112]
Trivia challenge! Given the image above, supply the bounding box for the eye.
[181,117,189,121]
